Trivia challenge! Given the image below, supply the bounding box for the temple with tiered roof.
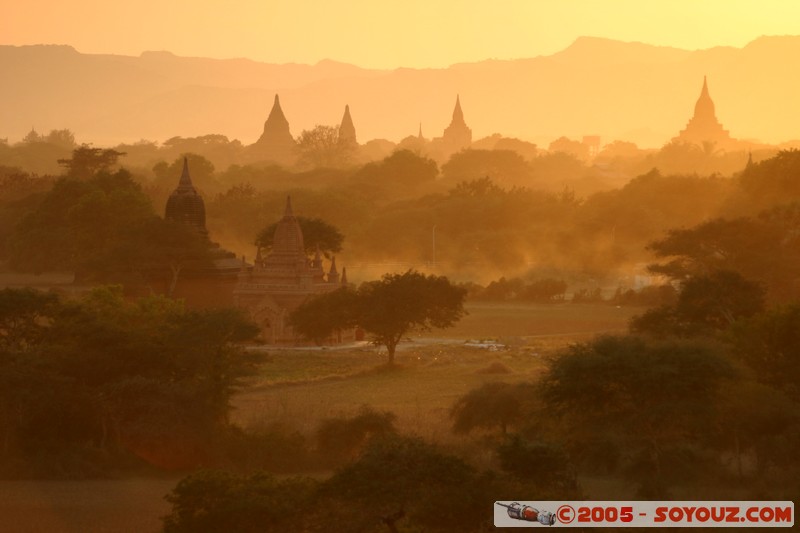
[234,197,348,344]
[441,95,472,154]
[674,76,734,149]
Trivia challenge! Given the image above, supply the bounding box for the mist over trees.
[2,90,800,531]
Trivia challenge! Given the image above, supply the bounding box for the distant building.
[234,197,350,344]
[250,94,297,165]
[674,76,734,149]
[440,95,473,154]
[158,158,242,306]
[164,158,208,239]
[339,104,357,145]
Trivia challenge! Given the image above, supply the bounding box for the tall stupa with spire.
[439,95,473,156]
[339,104,357,145]
[250,94,297,165]
[674,76,734,148]
[157,158,243,305]
[165,157,208,239]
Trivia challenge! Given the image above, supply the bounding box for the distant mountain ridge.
[1,36,799,148]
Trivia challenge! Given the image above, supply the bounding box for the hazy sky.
[4,0,800,68]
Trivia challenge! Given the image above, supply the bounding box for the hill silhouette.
[1,36,799,147]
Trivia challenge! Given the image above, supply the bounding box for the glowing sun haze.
[4,0,800,68]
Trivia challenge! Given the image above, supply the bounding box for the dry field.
[1,302,639,533]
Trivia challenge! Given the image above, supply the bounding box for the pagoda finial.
[452,95,464,123]
[284,195,294,217]
[341,266,348,286]
[178,157,193,188]
[339,104,357,144]
[418,122,424,139]
[328,256,340,284]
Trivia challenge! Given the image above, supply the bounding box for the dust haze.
[1,28,800,533]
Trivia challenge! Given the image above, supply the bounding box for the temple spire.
[339,104,357,144]
[418,123,424,139]
[269,94,288,124]
[674,76,731,148]
[441,94,472,153]
[178,157,193,189]
[165,157,207,238]
[341,267,348,286]
[284,195,294,217]
[452,95,464,125]
[328,256,339,284]
[253,93,296,165]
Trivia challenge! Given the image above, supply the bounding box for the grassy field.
[234,302,639,436]
[3,302,639,533]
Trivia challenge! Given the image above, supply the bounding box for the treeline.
[0,286,260,476]
[3,138,797,285]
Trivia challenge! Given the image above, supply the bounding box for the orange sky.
[4,0,800,68]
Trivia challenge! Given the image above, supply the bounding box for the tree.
[733,303,800,398]
[288,287,359,345]
[8,169,154,277]
[289,270,466,364]
[295,125,356,169]
[45,129,77,149]
[316,405,396,462]
[739,149,800,212]
[542,335,734,495]
[163,470,319,533]
[441,149,532,188]
[548,136,590,161]
[255,216,343,259]
[0,288,58,353]
[0,286,261,474]
[57,146,125,180]
[356,271,466,364]
[450,382,534,435]
[631,270,765,337]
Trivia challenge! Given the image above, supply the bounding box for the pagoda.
[441,95,472,154]
[674,76,733,148]
[251,94,297,165]
[339,104,357,145]
[157,158,242,306]
[234,197,348,344]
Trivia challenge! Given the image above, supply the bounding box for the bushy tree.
[57,147,125,180]
[542,335,734,495]
[316,405,396,462]
[163,471,318,533]
[290,270,466,363]
[450,382,535,435]
[295,125,356,169]
[0,287,260,473]
[631,270,764,337]
[733,303,800,398]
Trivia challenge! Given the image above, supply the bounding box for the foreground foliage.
[0,286,260,475]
